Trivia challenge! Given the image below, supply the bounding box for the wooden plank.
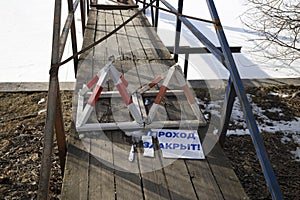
[87,97,115,199]
[61,124,90,199]
[94,9,107,62]
[106,10,120,59]
[134,13,172,60]
[113,10,133,58]
[88,132,115,200]
[161,159,198,200]
[81,8,97,58]
[112,133,144,200]
[161,84,222,200]
[185,159,224,200]
[206,144,249,200]
[137,145,172,200]
[131,13,160,60]
[120,10,147,60]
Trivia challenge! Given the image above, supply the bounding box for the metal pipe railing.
[145,0,283,199]
[206,0,282,199]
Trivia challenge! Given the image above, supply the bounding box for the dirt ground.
[0,85,299,199]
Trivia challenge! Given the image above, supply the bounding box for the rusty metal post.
[55,83,67,175]
[68,0,79,76]
[37,0,62,199]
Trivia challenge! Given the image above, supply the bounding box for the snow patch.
[290,147,300,162]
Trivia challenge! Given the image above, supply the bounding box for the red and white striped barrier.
[174,67,202,121]
[76,62,202,134]
[146,66,176,124]
[76,63,143,128]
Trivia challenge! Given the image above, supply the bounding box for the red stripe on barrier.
[149,76,163,88]
[116,84,132,105]
[154,85,167,104]
[88,85,103,106]
[120,74,128,87]
[87,75,99,89]
[183,85,195,104]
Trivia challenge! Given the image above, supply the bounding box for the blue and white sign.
[145,129,205,159]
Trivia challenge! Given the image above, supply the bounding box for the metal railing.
[140,0,282,199]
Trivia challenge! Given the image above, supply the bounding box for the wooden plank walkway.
[61,8,248,200]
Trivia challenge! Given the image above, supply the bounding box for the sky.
[0,0,300,83]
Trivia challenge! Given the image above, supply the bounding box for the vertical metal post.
[206,0,282,199]
[150,1,155,26]
[86,0,90,15]
[143,0,146,14]
[68,0,79,77]
[173,0,183,62]
[55,83,67,175]
[219,78,235,146]
[183,53,189,78]
[80,0,86,36]
[154,0,159,30]
[37,1,61,199]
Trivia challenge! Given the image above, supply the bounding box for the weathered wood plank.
[206,144,249,200]
[88,103,115,199]
[113,10,133,58]
[106,10,121,59]
[61,124,90,200]
[81,8,97,58]
[135,13,172,60]
[185,159,224,200]
[137,146,172,200]
[161,159,198,200]
[120,10,147,60]
[112,132,144,200]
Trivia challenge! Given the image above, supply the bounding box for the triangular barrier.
[76,62,205,136]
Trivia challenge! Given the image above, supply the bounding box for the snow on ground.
[145,0,300,80]
[197,93,300,161]
[1,0,300,82]
[0,0,82,82]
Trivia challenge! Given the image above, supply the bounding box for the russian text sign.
[146,129,205,159]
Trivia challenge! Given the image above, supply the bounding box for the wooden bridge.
[37,0,282,199]
[60,6,247,200]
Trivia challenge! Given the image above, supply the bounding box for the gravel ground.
[0,85,299,199]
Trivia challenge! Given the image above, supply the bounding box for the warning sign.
[145,129,205,159]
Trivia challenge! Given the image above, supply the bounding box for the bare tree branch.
[242,0,300,64]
